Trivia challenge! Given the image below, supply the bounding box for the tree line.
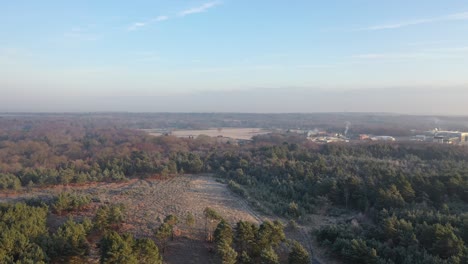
[210,142,468,263]
[1,119,467,263]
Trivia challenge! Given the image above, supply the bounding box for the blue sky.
[1,1,468,112]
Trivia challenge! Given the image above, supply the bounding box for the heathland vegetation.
[0,115,467,263]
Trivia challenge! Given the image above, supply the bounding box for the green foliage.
[211,142,468,262]
[430,224,464,259]
[376,185,406,209]
[185,212,195,227]
[174,152,204,174]
[100,231,137,264]
[162,214,178,240]
[50,218,92,257]
[288,241,309,264]
[317,215,467,263]
[204,207,223,221]
[259,246,279,264]
[215,220,234,246]
[0,173,21,190]
[0,203,48,263]
[217,240,237,264]
[287,202,300,218]
[1,117,468,263]
[99,223,162,264]
[235,221,258,254]
[228,180,247,198]
[257,221,286,250]
[164,214,178,227]
[343,239,378,264]
[214,220,237,264]
[155,222,172,253]
[232,220,286,263]
[52,192,91,215]
[239,250,253,264]
[94,204,125,231]
[204,207,223,242]
[133,238,163,264]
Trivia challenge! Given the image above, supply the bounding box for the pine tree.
[100,231,138,264]
[133,238,163,264]
[288,241,309,264]
[155,223,172,253]
[260,246,279,264]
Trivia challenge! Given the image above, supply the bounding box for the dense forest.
[0,115,467,263]
[212,141,468,263]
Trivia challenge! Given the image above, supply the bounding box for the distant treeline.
[0,116,467,263]
[3,113,468,136]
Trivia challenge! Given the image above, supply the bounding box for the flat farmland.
[145,128,272,140]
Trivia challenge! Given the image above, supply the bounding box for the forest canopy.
[0,115,467,263]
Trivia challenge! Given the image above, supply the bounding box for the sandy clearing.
[0,174,327,264]
[0,175,260,234]
[145,128,272,140]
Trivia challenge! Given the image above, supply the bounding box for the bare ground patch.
[0,175,334,264]
[145,128,272,140]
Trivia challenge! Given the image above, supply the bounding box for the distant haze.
[2,1,468,114]
[1,87,467,115]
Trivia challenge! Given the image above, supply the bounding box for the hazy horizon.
[2,1,468,114]
[1,86,468,116]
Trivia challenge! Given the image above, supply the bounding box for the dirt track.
[0,174,327,264]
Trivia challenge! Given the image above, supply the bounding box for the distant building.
[307,136,347,143]
[370,136,396,141]
[359,134,370,140]
[462,133,468,144]
[411,135,428,142]
[305,130,327,137]
[432,131,468,144]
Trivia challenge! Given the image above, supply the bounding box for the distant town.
[304,128,468,145]
[142,127,468,146]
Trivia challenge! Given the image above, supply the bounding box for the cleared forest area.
[1,174,321,264]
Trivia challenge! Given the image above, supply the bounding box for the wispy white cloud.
[128,22,146,31]
[127,2,220,31]
[153,16,169,22]
[446,12,468,20]
[351,53,429,59]
[128,15,169,31]
[358,11,468,31]
[406,40,451,46]
[425,46,468,52]
[179,1,220,17]
[297,64,335,69]
[63,26,99,41]
[134,51,161,62]
[350,48,468,60]
[192,64,282,73]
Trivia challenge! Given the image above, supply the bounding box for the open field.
[0,174,330,264]
[0,175,262,263]
[0,175,261,231]
[144,128,272,140]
